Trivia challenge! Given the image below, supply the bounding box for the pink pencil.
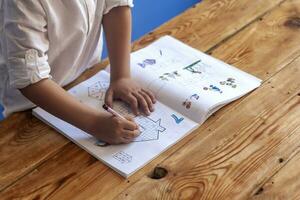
[102,104,126,120]
[94,104,127,147]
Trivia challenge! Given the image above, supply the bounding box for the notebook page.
[130,36,262,122]
[33,70,199,177]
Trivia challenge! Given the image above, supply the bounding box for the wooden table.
[1,0,300,199]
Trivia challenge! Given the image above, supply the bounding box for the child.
[0,0,156,144]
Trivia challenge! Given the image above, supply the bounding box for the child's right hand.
[19,79,140,145]
[89,112,140,144]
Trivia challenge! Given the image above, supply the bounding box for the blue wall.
[0,104,4,121]
[102,0,200,58]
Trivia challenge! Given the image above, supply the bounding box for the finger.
[105,89,114,107]
[125,116,135,121]
[139,90,154,112]
[120,138,132,144]
[123,94,139,115]
[142,89,156,103]
[122,117,139,130]
[132,92,151,116]
[123,129,140,139]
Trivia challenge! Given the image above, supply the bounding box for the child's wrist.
[110,74,131,83]
[110,63,131,82]
[80,110,102,133]
[85,111,109,135]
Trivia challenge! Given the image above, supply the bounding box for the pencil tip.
[102,104,108,110]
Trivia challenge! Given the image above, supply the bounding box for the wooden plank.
[209,0,300,80]
[0,113,69,191]
[249,150,300,200]
[114,46,300,200]
[2,56,299,200]
[113,0,300,197]
[131,0,286,51]
[0,0,283,192]
[201,0,300,118]
[69,0,286,88]
[0,143,108,200]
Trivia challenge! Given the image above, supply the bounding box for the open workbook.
[33,36,261,177]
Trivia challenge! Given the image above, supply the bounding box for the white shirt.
[0,0,133,117]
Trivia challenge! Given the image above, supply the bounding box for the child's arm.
[5,1,139,144]
[20,79,140,144]
[102,6,156,116]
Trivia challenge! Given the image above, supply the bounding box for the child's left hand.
[105,78,156,116]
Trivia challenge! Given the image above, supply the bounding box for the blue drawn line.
[190,94,199,100]
[138,59,156,68]
[144,59,156,65]
[183,60,201,69]
[210,85,223,93]
[171,114,184,124]
[138,63,146,68]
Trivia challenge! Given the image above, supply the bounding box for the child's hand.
[105,78,156,116]
[90,113,140,144]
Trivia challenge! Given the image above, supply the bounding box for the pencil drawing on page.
[133,116,166,142]
[87,81,167,143]
[88,81,109,101]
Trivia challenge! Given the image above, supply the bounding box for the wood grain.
[0,113,69,191]
[131,0,285,51]
[2,0,300,199]
[115,43,300,200]
[249,151,300,200]
[69,0,285,88]
[114,0,300,198]
[0,143,107,200]
[0,0,284,194]
[210,0,300,80]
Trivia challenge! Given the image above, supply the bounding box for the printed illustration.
[113,151,132,164]
[133,116,166,142]
[183,60,202,74]
[88,81,109,101]
[159,71,180,81]
[220,77,237,88]
[182,99,192,109]
[171,114,184,124]
[88,82,167,143]
[159,75,169,81]
[183,59,213,76]
[138,59,156,68]
[203,85,223,93]
[182,93,200,109]
[159,49,163,56]
[190,93,199,100]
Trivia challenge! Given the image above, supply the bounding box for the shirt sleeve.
[3,0,51,89]
[103,0,134,15]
